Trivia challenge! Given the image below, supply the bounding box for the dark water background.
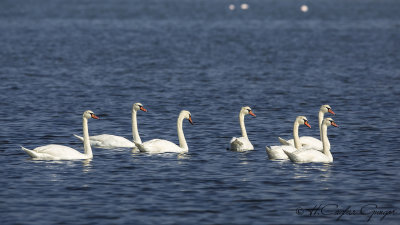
[1,0,400,224]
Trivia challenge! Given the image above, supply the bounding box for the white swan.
[134,110,193,154]
[266,116,311,160]
[229,106,256,152]
[284,118,338,163]
[278,104,335,150]
[21,110,99,160]
[73,103,147,148]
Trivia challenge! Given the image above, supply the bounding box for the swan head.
[180,110,194,125]
[324,118,338,127]
[296,116,311,128]
[133,102,147,112]
[83,110,99,120]
[241,106,256,117]
[320,104,335,115]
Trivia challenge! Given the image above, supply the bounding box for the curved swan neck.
[321,123,332,160]
[239,111,248,138]
[293,121,301,149]
[318,110,324,141]
[132,109,142,144]
[82,117,93,158]
[177,113,188,150]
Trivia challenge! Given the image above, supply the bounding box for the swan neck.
[177,114,188,150]
[321,124,332,160]
[82,117,93,158]
[318,110,324,141]
[293,121,301,149]
[132,110,142,144]
[239,112,248,138]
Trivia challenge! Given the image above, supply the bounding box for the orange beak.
[91,114,99,119]
[140,106,147,112]
[188,116,194,125]
[304,120,311,128]
[331,121,338,127]
[249,110,256,117]
[328,108,335,115]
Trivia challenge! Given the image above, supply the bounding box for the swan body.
[73,134,134,148]
[21,110,99,160]
[230,137,253,152]
[230,106,256,152]
[278,105,335,150]
[135,110,193,154]
[266,145,297,160]
[135,139,186,154]
[284,118,338,163]
[22,145,90,160]
[73,103,147,149]
[266,116,311,160]
[278,136,322,150]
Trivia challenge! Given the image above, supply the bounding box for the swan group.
[278,104,335,150]
[20,104,338,163]
[284,118,338,163]
[266,116,311,160]
[73,103,147,149]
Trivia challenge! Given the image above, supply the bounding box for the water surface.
[1,0,399,224]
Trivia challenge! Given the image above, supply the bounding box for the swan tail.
[265,146,275,159]
[21,146,39,158]
[278,137,291,145]
[229,138,243,151]
[73,134,84,142]
[283,149,295,162]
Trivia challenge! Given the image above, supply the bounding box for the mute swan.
[284,118,338,163]
[278,104,335,150]
[73,103,147,148]
[21,110,99,160]
[266,116,311,160]
[134,110,193,154]
[229,106,256,152]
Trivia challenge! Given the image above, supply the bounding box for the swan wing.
[74,134,134,148]
[88,134,134,148]
[299,137,323,150]
[284,149,331,163]
[266,145,296,160]
[22,144,86,160]
[230,137,253,152]
[278,137,292,146]
[138,139,185,154]
[279,136,323,151]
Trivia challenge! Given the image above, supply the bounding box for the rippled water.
[1,0,399,224]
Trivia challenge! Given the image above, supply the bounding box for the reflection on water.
[238,152,250,165]
[177,153,190,161]
[82,159,92,173]
[292,163,333,180]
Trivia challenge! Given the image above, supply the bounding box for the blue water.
[1,0,400,224]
